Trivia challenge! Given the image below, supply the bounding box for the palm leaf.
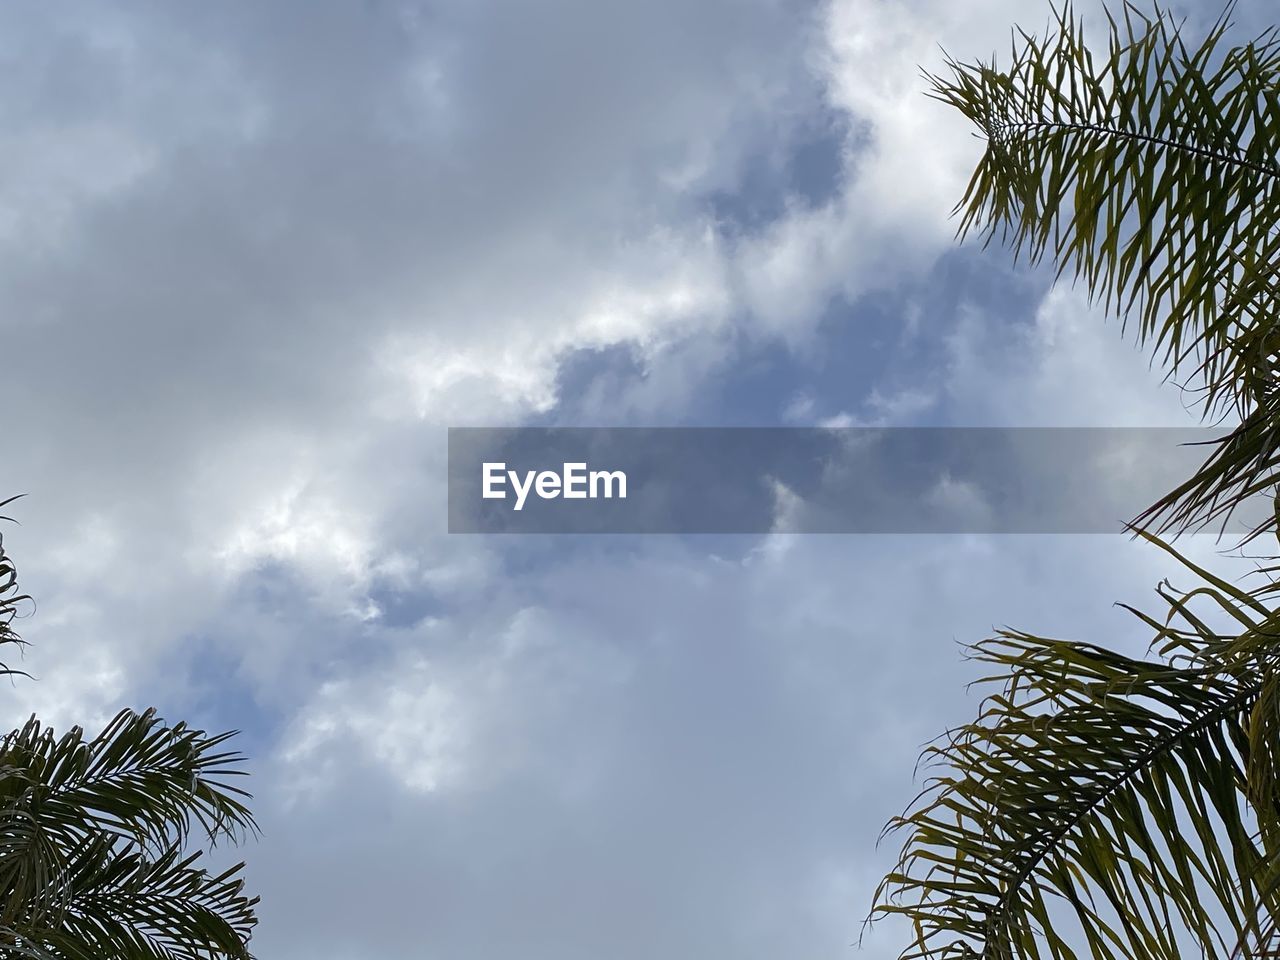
[0,496,32,676]
[34,843,256,960]
[0,710,259,958]
[872,530,1280,959]
[0,504,260,958]
[930,2,1280,539]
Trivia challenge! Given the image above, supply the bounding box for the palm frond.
[34,843,256,960]
[0,709,256,863]
[872,531,1280,959]
[0,711,259,958]
[0,501,259,956]
[0,496,32,674]
[930,2,1280,538]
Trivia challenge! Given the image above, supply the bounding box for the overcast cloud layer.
[0,1,1251,957]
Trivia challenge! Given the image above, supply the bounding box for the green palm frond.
[0,711,259,959]
[0,496,31,674]
[0,499,260,957]
[0,709,258,852]
[872,530,1280,959]
[930,2,1280,538]
[38,843,256,960]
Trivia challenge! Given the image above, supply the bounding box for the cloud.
[247,530,1237,959]
[282,658,466,795]
[0,0,977,724]
[0,0,1256,958]
[941,283,1204,427]
[0,0,826,713]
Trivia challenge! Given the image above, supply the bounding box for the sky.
[0,1,1259,958]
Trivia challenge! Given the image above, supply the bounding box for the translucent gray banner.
[447,427,1246,534]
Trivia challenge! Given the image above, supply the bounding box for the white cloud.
[943,284,1200,426]
[282,659,466,796]
[0,1,1257,958]
[247,527,1250,959]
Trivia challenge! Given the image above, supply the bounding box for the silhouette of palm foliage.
[873,5,1280,958]
[0,501,258,958]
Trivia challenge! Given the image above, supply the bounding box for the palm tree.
[0,507,259,958]
[873,5,1280,959]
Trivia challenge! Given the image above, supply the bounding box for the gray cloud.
[0,1,1245,958]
